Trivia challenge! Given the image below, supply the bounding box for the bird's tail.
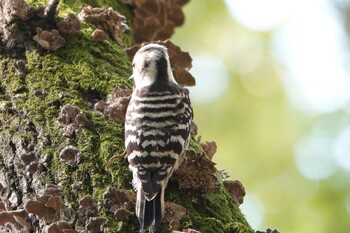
[136,187,164,233]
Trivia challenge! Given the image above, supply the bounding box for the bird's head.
[130,44,177,89]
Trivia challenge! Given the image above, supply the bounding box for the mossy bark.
[0,0,254,232]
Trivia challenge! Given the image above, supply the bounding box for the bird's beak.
[129,75,134,80]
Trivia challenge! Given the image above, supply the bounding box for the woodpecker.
[125,44,193,233]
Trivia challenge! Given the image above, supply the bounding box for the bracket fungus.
[90,28,109,41]
[20,151,37,165]
[40,184,61,197]
[33,28,65,51]
[169,219,181,231]
[223,180,246,206]
[20,151,40,174]
[126,0,190,43]
[174,150,217,193]
[103,187,135,217]
[59,146,80,167]
[256,229,280,233]
[24,195,63,223]
[85,217,106,233]
[165,201,187,231]
[46,221,77,233]
[58,104,88,137]
[79,195,98,217]
[114,207,131,222]
[57,13,81,35]
[94,88,131,123]
[78,6,129,45]
[0,208,31,231]
[200,141,217,160]
[13,60,28,77]
[0,0,77,51]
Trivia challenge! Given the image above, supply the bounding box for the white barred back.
[125,84,192,199]
[125,43,193,233]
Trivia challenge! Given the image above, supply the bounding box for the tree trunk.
[0,0,254,232]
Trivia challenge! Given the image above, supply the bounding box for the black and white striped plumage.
[125,44,193,233]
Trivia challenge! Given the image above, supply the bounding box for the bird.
[125,43,193,233]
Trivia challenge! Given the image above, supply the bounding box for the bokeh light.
[295,135,337,180]
[345,194,350,214]
[332,127,350,170]
[240,194,265,229]
[227,0,350,113]
[224,0,295,31]
[173,0,350,232]
[188,54,229,103]
[271,0,350,113]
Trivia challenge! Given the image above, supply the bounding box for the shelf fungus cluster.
[57,13,81,35]
[24,190,64,224]
[257,229,280,233]
[0,203,31,232]
[78,6,129,45]
[94,88,132,123]
[174,133,247,207]
[0,0,130,52]
[78,195,105,232]
[0,0,77,51]
[20,151,40,175]
[103,187,134,222]
[126,0,190,43]
[1,184,138,232]
[58,104,88,138]
[165,202,187,232]
[33,28,65,51]
[59,146,80,167]
[0,184,72,232]
[223,180,246,206]
[174,145,217,194]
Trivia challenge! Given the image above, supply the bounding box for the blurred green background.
[172,0,350,232]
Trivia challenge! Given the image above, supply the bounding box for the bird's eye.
[144,61,150,68]
[132,63,135,68]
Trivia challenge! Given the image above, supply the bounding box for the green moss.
[1,1,253,232]
[196,178,253,233]
[1,2,132,228]
[195,218,226,233]
[24,0,47,7]
[163,174,254,233]
[226,222,254,233]
[25,36,132,98]
[1,59,26,94]
[189,134,203,153]
[25,0,133,19]
[58,0,132,15]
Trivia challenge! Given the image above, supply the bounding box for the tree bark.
[0,0,254,232]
